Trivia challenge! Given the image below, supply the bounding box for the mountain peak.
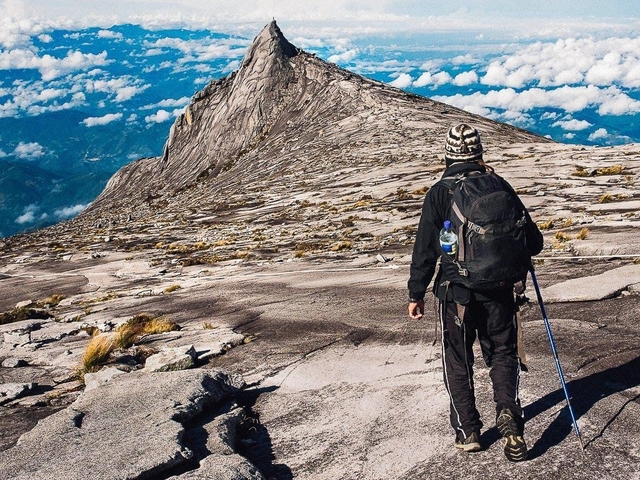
[241,20,298,70]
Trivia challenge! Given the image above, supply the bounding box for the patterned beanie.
[444,123,483,166]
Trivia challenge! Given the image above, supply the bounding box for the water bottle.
[439,220,458,256]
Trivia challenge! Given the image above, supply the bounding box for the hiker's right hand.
[408,301,424,320]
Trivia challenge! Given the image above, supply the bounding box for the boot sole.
[502,434,528,461]
[455,441,482,452]
[497,412,528,462]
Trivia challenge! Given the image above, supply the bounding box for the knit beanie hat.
[444,123,483,166]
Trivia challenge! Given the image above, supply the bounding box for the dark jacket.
[408,162,543,302]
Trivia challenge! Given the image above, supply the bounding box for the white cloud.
[97,29,123,40]
[82,112,123,127]
[480,36,640,89]
[435,85,640,118]
[54,203,88,219]
[588,128,609,140]
[13,141,45,159]
[15,204,40,224]
[452,70,478,86]
[84,77,148,102]
[328,48,358,64]
[143,36,247,64]
[144,109,179,123]
[0,48,110,81]
[552,118,593,131]
[389,73,413,89]
[142,96,190,109]
[413,72,434,87]
[38,33,53,43]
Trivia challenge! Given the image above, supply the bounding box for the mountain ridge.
[81,20,551,220]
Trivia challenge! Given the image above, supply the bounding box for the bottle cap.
[444,220,451,229]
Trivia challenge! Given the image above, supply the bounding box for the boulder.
[142,345,197,372]
[0,382,34,405]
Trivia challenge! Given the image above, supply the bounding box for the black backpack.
[437,169,531,290]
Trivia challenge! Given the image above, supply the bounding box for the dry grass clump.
[330,241,353,251]
[80,334,115,375]
[596,164,625,175]
[202,321,215,330]
[573,164,625,177]
[163,284,181,293]
[554,232,572,242]
[576,227,589,240]
[537,220,554,230]
[599,193,615,204]
[40,294,65,307]
[411,186,428,196]
[114,313,180,349]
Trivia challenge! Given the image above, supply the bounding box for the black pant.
[439,289,522,439]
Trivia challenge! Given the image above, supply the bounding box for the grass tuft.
[554,231,572,242]
[576,227,589,240]
[80,334,115,376]
[114,313,180,349]
[164,284,181,294]
[537,220,554,230]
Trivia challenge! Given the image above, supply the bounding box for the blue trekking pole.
[529,267,585,451]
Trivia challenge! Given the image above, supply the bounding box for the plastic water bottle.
[439,220,458,256]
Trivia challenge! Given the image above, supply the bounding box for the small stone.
[15,300,33,309]
[1,357,28,368]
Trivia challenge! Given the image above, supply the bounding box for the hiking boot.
[454,431,482,452]
[496,408,528,462]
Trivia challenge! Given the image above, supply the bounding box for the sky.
[2,1,640,34]
[0,0,639,236]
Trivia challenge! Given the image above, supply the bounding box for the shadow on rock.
[525,354,640,459]
[236,385,293,480]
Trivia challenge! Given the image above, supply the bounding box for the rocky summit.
[1,21,640,480]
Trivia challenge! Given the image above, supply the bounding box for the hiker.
[407,123,543,461]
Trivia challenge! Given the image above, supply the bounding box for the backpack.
[437,169,531,291]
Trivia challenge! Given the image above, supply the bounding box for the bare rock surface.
[539,264,640,302]
[0,20,638,480]
[0,369,246,480]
